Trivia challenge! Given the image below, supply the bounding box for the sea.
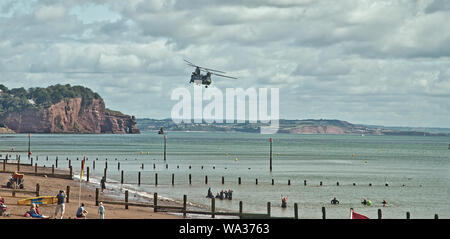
[1,132,449,219]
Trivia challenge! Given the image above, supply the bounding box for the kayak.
[17,196,58,205]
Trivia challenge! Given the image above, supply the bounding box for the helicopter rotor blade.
[210,72,238,79]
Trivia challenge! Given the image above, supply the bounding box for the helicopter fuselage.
[190,72,212,87]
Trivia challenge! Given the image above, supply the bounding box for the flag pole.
[79,156,86,206]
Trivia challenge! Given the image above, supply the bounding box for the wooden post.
[52,164,54,175]
[103,167,107,180]
[304,180,307,186]
[189,174,192,185]
[378,209,382,219]
[269,138,273,172]
[121,170,124,184]
[256,178,258,185]
[267,202,271,217]
[69,166,72,177]
[272,179,274,185]
[153,163,156,169]
[56,157,58,168]
[2,157,5,172]
[238,177,241,185]
[155,173,158,186]
[164,135,167,161]
[105,161,108,169]
[322,207,326,219]
[87,167,90,182]
[205,175,208,184]
[320,181,323,186]
[172,173,174,186]
[406,211,410,219]
[154,193,158,212]
[222,176,224,184]
[141,163,144,170]
[93,160,95,170]
[36,184,40,197]
[66,186,70,203]
[166,164,168,169]
[69,160,71,168]
[211,197,215,218]
[288,179,291,185]
[138,172,141,186]
[239,201,243,218]
[118,162,120,171]
[125,190,129,209]
[17,159,20,172]
[183,195,187,218]
[34,163,38,173]
[336,182,339,186]
[294,203,298,219]
[95,188,99,206]
[30,158,33,167]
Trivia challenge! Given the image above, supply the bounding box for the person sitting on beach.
[76,203,88,219]
[27,203,49,218]
[219,190,224,200]
[227,189,233,200]
[224,190,229,199]
[331,197,339,205]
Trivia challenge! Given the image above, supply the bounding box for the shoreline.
[0,163,182,219]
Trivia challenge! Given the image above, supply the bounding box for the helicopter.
[184,59,237,88]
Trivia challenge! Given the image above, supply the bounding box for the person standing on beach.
[100,177,106,192]
[54,190,66,219]
[98,202,105,219]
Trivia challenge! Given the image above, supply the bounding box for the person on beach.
[54,190,66,219]
[76,203,88,219]
[331,197,339,205]
[219,190,224,200]
[98,202,105,219]
[227,189,233,200]
[100,177,106,192]
[206,188,213,198]
[281,195,288,208]
[382,200,387,207]
[27,203,49,218]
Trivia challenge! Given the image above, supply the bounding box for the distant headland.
[136,118,450,136]
[0,84,139,134]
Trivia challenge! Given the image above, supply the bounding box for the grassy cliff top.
[0,84,102,118]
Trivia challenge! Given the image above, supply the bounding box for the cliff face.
[2,98,140,134]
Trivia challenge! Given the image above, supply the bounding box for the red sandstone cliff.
[2,98,140,134]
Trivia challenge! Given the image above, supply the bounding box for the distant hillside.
[136,118,450,136]
[0,84,139,134]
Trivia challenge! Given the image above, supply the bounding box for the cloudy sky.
[1,0,450,127]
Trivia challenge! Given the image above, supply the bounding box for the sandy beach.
[0,163,182,219]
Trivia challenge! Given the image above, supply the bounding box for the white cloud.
[1,0,450,127]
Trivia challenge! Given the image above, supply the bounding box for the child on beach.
[76,203,88,219]
[98,202,105,219]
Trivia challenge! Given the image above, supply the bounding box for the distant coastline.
[136,118,450,136]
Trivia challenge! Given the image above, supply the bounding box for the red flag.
[351,209,369,219]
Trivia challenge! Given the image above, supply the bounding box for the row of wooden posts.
[95,189,440,219]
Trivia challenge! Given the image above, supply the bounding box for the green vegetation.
[0,84,102,119]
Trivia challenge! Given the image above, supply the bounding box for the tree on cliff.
[0,84,103,118]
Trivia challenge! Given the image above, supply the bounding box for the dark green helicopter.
[184,59,237,88]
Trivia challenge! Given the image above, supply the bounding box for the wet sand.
[0,163,182,219]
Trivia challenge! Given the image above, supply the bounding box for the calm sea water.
[1,132,449,219]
